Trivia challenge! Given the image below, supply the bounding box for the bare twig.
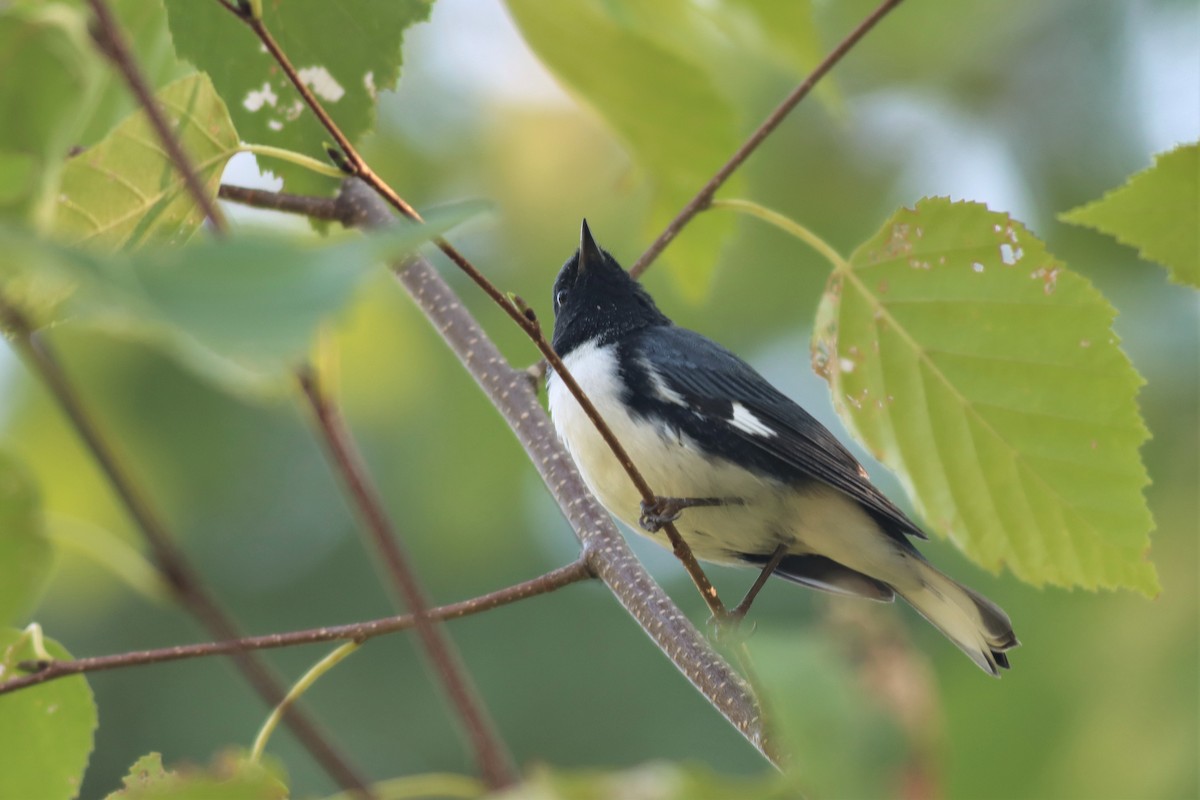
[1,561,593,696]
[296,367,517,789]
[0,299,372,796]
[85,0,227,233]
[629,0,907,278]
[212,1,727,619]
[218,184,343,220]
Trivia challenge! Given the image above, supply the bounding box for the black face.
[550,221,670,357]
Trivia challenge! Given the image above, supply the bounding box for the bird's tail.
[895,558,1019,677]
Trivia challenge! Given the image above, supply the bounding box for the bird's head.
[550,220,670,356]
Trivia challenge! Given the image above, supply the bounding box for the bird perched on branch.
[547,221,1018,675]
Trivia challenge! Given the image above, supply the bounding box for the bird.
[546,220,1018,676]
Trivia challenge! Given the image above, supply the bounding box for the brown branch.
[84,0,227,234]
[296,367,517,790]
[0,300,373,796]
[211,3,727,620]
[0,561,593,696]
[218,184,343,220]
[628,0,907,278]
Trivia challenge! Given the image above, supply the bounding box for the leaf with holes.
[813,199,1157,594]
[52,74,238,251]
[506,0,742,296]
[1061,142,1199,289]
[0,628,97,800]
[163,0,431,198]
[104,751,286,799]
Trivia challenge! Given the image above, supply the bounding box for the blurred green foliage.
[0,0,1196,798]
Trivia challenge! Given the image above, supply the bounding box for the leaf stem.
[710,198,848,272]
[239,143,346,178]
[251,641,361,762]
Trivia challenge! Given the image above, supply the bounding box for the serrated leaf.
[505,0,741,296]
[0,452,54,625]
[0,5,97,229]
[813,199,1157,594]
[494,762,791,800]
[162,0,430,198]
[4,203,480,395]
[1060,142,1199,288]
[104,751,286,800]
[53,74,239,251]
[0,628,97,800]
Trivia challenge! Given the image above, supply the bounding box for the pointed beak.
[578,219,601,274]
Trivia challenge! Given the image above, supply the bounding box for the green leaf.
[162,0,431,197]
[52,74,239,252]
[104,751,286,800]
[813,198,1157,594]
[749,632,906,799]
[1060,142,1200,288]
[494,762,791,800]
[0,452,54,625]
[4,203,480,394]
[0,627,97,800]
[0,5,97,229]
[505,0,742,296]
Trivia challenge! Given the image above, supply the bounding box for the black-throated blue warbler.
[547,221,1018,675]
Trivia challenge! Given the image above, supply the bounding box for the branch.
[628,0,907,278]
[84,0,227,233]
[0,561,593,695]
[296,367,516,789]
[330,180,781,764]
[212,1,727,620]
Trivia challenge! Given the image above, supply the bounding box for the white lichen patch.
[297,66,345,102]
[242,81,278,112]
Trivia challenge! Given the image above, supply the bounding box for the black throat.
[550,222,671,357]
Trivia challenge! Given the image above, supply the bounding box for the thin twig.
[85,0,228,233]
[218,184,344,220]
[629,0,907,278]
[0,561,594,695]
[212,1,727,619]
[296,368,517,790]
[0,300,373,797]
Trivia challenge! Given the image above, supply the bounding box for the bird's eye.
[555,289,568,308]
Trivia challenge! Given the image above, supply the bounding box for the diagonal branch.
[629,0,907,278]
[212,0,727,620]
[296,367,517,789]
[0,561,593,696]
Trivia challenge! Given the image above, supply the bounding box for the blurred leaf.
[493,762,790,800]
[0,627,97,800]
[813,198,1158,594]
[162,0,431,197]
[104,751,286,799]
[747,632,906,799]
[1060,142,1199,289]
[0,4,97,229]
[4,204,479,394]
[74,0,193,147]
[53,74,238,251]
[505,0,741,296]
[0,452,54,625]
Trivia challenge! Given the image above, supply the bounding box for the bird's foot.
[638,495,743,532]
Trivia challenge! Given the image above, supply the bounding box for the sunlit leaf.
[494,762,791,800]
[163,0,431,197]
[0,452,53,625]
[505,0,742,296]
[1060,142,1199,289]
[104,751,286,800]
[0,628,97,800]
[0,5,97,229]
[4,203,480,394]
[813,198,1157,594]
[53,74,238,251]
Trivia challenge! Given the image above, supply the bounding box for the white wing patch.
[730,402,776,437]
[644,362,687,406]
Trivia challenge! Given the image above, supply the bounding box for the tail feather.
[895,559,1018,677]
